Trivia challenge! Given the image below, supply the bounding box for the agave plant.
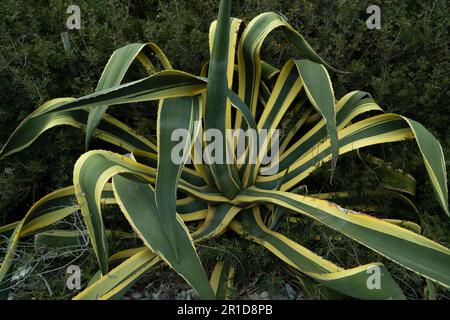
[0,0,449,300]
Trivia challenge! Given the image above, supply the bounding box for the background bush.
[0,0,449,298]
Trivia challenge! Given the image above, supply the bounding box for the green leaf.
[74,248,159,300]
[295,59,338,176]
[86,42,172,149]
[274,91,380,173]
[38,71,207,115]
[0,186,98,285]
[232,207,406,299]
[403,118,448,216]
[0,100,156,160]
[237,12,339,118]
[257,113,448,217]
[234,187,450,287]
[192,204,241,241]
[155,96,202,260]
[112,175,215,299]
[210,260,235,299]
[205,0,241,199]
[73,151,156,274]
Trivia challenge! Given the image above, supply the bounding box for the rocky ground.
[123,282,300,301]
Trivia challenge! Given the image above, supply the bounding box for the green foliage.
[0,0,449,299]
[1,0,448,223]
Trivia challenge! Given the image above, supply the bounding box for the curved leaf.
[112,175,215,299]
[155,96,202,260]
[205,0,241,199]
[73,151,156,274]
[39,70,207,115]
[86,42,172,148]
[233,187,450,287]
[73,248,159,300]
[210,260,235,300]
[0,99,156,159]
[295,59,338,174]
[231,207,405,299]
[257,114,448,216]
[237,12,339,119]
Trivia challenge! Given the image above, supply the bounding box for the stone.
[131,291,143,299]
[188,289,199,300]
[285,283,296,300]
[296,293,305,300]
[178,283,191,290]
[144,289,152,299]
[152,292,161,300]
[248,293,259,300]
[259,291,270,299]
